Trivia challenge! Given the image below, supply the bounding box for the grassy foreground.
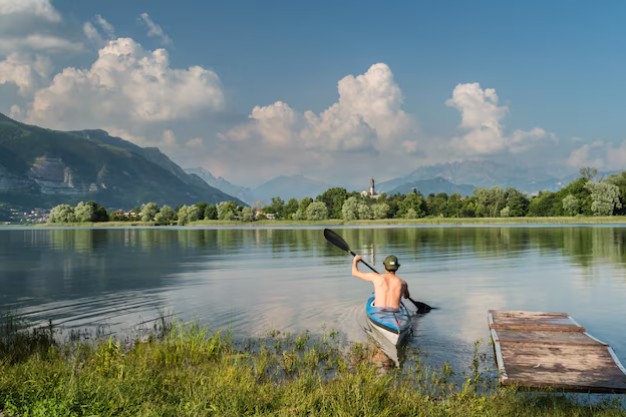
[0,318,624,417]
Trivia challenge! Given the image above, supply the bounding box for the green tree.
[205,205,218,220]
[605,172,626,215]
[504,188,529,217]
[240,206,255,222]
[266,197,286,219]
[48,204,76,223]
[460,197,477,217]
[371,202,389,219]
[557,177,592,215]
[140,202,159,222]
[562,194,580,216]
[528,191,560,217]
[357,202,372,220]
[426,193,448,217]
[154,205,176,225]
[585,181,622,216]
[341,197,359,221]
[474,187,506,217]
[580,166,598,181]
[380,193,400,218]
[284,198,299,219]
[177,205,200,225]
[316,187,349,219]
[397,192,426,218]
[74,201,108,222]
[445,194,463,218]
[195,202,208,220]
[217,201,237,220]
[305,201,328,220]
[74,201,95,222]
[294,197,313,220]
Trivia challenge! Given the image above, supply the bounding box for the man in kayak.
[352,254,410,311]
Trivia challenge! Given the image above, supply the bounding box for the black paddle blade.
[408,297,434,314]
[323,228,351,253]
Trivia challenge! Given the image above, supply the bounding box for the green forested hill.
[0,113,242,210]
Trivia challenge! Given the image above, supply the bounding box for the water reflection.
[335,226,626,273]
[364,320,404,370]
[1,225,625,373]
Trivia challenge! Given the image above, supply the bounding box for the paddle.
[323,228,433,314]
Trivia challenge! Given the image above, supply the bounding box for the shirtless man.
[352,254,410,310]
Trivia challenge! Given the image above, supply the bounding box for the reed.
[0,317,623,416]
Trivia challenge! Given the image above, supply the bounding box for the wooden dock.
[488,310,626,393]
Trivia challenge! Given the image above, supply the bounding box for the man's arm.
[352,255,376,282]
[401,279,410,299]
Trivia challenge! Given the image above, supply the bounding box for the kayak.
[365,294,411,346]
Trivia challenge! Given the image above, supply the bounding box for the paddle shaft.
[348,250,378,274]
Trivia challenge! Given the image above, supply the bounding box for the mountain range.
[1,112,590,212]
[187,168,332,205]
[384,176,476,196]
[0,113,242,210]
[378,160,579,195]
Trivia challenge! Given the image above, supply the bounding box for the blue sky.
[1,1,625,187]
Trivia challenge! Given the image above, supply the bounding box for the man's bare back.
[352,255,410,309]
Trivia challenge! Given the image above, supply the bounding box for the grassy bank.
[22,215,626,228]
[0,319,623,417]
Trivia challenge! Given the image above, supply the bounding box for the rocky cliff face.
[28,155,90,194]
[0,113,243,210]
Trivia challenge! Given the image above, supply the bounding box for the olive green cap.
[383,255,400,271]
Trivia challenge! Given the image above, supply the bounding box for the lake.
[1,225,626,374]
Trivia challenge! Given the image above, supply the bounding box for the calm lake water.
[1,225,626,374]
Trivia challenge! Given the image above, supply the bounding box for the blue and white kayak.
[365,294,411,346]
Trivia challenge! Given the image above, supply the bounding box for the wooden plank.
[500,344,626,392]
[496,330,606,347]
[490,310,585,332]
[488,310,626,393]
[491,323,584,332]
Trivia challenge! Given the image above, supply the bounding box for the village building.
[361,177,380,199]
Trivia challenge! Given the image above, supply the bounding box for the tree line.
[47,168,626,224]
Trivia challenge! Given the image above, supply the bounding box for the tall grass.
[0,312,56,364]
[0,316,624,416]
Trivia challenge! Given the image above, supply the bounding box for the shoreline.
[3,215,626,228]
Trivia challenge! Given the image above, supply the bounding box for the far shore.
[3,215,626,228]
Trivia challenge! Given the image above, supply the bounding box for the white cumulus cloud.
[566,141,604,169]
[0,0,83,57]
[214,63,417,183]
[606,141,626,169]
[0,0,61,22]
[224,101,298,146]
[302,63,411,151]
[446,82,550,155]
[0,34,83,55]
[96,15,115,39]
[0,52,52,95]
[139,13,172,46]
[567,140,626,171]
[224,63,412,155]
[26,37,225,129]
